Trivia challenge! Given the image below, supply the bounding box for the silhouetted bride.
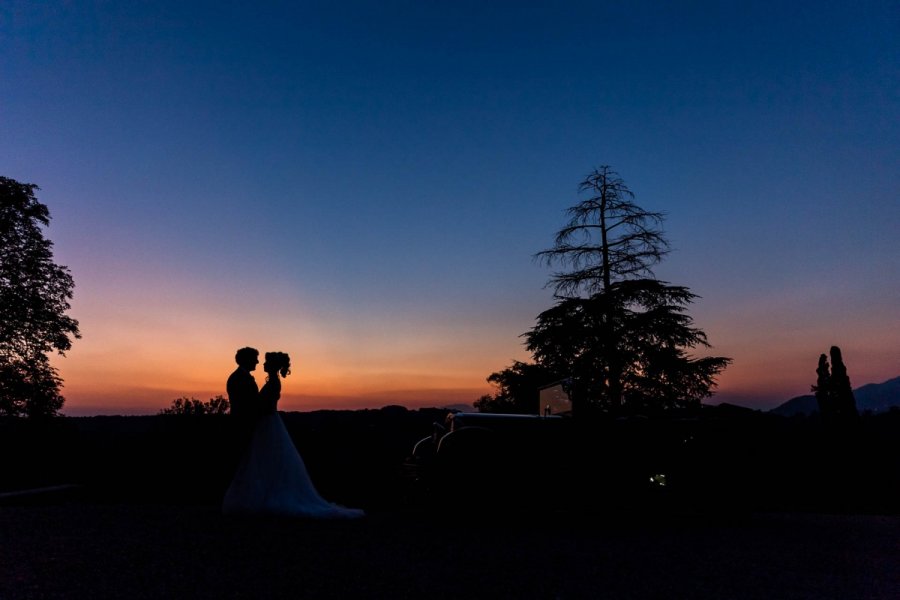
[222,351,365,519]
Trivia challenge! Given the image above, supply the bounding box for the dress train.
[222,411,365,519]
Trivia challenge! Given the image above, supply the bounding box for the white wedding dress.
[222,378,365,519]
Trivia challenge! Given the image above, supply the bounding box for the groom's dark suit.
[227,366,259,422]
[226,366,260,472]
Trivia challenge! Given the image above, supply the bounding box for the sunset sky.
[2,1,897,415]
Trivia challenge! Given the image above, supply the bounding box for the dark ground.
[2,409,900,599]
[2,497,899,599]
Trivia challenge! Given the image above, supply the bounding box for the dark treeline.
[2,406,899,515]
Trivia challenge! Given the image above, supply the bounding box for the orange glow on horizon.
[48,273,899,416]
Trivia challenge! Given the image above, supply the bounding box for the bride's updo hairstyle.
[266,351,291,378]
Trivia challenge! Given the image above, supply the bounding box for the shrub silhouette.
[160,395,229,416]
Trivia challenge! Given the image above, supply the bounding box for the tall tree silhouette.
[526,166,729,415]
[0,177,80,417]
[812,346,859,422]
[536,166,668,297]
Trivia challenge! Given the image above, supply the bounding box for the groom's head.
[235,347,259,371]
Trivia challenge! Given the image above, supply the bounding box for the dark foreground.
[3,499,899,599]
[3,409,900,598]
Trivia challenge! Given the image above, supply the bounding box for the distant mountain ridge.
[770,376,900,417]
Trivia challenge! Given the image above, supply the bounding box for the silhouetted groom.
[226,347,260,474]
[228,346,260,421]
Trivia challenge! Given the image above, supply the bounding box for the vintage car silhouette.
[400,383,717,509]
[401,410,574,506]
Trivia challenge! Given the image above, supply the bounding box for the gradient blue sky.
[2,1,898,414]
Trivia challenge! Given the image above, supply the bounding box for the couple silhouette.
[222,347,364,519]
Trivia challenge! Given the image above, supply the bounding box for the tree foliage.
[160,395,230,416]
[0,177,80,417]
[482,166,729,416]
[474,361,561,414]
[526,279,731,414]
